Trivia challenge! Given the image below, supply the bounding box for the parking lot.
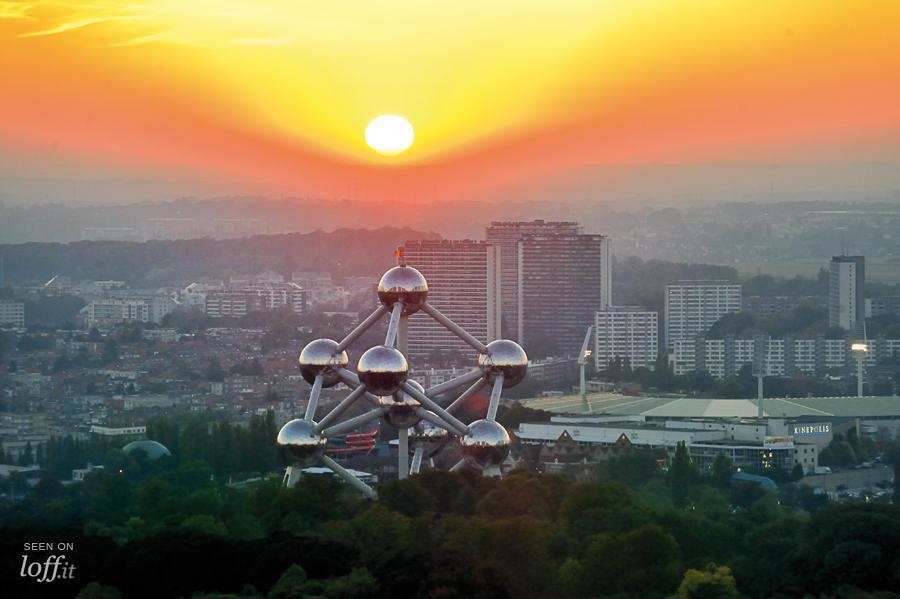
[800,465,894,496]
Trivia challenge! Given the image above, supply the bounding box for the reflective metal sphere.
[377,266,428,316]
[412,413,451,457]
[298,338,349,387]
[460,419,511,466]
[277,419,326,462]
[478,339,528,387]
[357,345,409,395]
[382,379,425,428]
[382,400,421,429]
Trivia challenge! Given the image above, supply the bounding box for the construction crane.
[578,325,593,399]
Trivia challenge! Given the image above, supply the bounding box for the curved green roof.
[123,440,172,460]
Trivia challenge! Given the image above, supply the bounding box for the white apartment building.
[664,281,742,350]
[594,307,659,371]
[401,239,501,363]
[0,299,25,328]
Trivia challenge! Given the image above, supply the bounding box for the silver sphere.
[377,266,428,316]
[298,338,349,387]
[382,379,424,428]
[357,345,409,396]
[277,419,326,462]
[383,399,421,429]
[460,419,511,466]
[478,339,528,387]
[412,413,451,457]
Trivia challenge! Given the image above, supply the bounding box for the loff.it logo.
[20,542,76,583]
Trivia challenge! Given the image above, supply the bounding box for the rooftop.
[522,393,900,419]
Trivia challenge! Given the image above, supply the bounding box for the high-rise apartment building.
[401,240,501,364]
[205,282,306,318]
[594,307,659,371]
[485,220,582,340]
[664,281,742,350]
[81,299,151,329]
[829,255,865,336]
[518,234,611,357]
[0,299,25,328]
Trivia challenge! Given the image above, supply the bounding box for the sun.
[365,115,414,156]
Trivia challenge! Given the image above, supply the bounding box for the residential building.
[664,281,742,350]
[206,282,306,318]
[829,255,865,336]
[0,299,25,328]
[81,298,150,329]
[401,239,501,363]
[594,307,659,371]
[518,233,611,357]
[485,220,582,340]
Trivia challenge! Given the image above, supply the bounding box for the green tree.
[678,563,739,599]
[18,441,33,466]
[669,441,697,505]
[711,453,732,488]
[76,582,122,599]
[268,564,307,599]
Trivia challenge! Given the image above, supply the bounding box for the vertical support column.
[283,466,302,487]
[397,314,409,355]
[756,374,764,418]
[857,356,864,398]
[397,313,410,480]
[398,427,409,480]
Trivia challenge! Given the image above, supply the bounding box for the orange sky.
[1,1,899,203]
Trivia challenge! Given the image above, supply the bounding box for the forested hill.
[0,227,441,285]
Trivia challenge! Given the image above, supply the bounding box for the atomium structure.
[277,259,528,499]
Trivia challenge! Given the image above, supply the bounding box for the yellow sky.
[1,1,899,201]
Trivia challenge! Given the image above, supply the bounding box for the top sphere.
[357,345,409,396]
[298,338,349,387]
[377,266,428,316]
[478,339,528,387]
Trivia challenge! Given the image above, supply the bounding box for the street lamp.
[851,342,868,398]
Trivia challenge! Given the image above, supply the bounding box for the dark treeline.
[2,448,899,599]
[35,413,279,481]
[0,227,439,285]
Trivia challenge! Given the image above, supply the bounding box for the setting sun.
[365,115,415,156]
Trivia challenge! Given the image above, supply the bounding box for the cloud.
[0,1,35,19]
[19,15,134,37]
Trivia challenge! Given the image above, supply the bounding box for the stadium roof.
[522,393,900,419]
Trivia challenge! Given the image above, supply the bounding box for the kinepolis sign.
[792,424,832,436]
